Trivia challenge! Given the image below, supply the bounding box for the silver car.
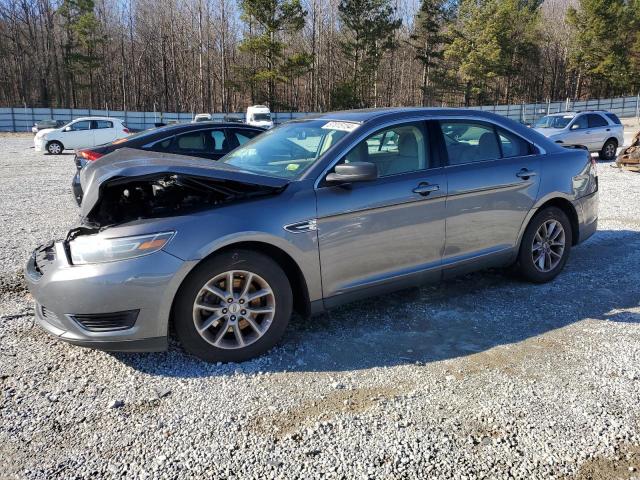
[533,110,624,160]
[25,108,599,362]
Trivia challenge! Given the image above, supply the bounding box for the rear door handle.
[413,183,440,195]
[516,169,537,179]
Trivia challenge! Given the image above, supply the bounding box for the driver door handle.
[516,168,537,179]
[413,183,440,195]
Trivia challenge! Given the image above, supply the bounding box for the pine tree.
[445,0,540,105]
[408,0,449,106]
[336,0,402,108]
[567,0,633,97]
[58,0,103,108]
[238,0,309,108]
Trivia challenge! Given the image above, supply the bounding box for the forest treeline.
[1,0,639,113]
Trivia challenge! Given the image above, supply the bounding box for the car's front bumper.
[24,241,197,352]
[34,136,46,152]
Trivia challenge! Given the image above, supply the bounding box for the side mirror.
[63,126,71,132]
[570,123,580,130]
[325,162,377,184]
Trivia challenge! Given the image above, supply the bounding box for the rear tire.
[517,207,572,283]
[599,139,617,161]
[46,141,63,155]
[174,249,292,363]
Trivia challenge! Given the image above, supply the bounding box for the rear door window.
[587,114,608,128]
[93,120,113,129]
[174,131,210,152]
[497,128,533,158]
[440,121,501,165]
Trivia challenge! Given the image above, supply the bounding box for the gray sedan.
[25,108,599,362]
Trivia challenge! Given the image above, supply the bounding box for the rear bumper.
[573,189,598,244]
[24,241,197,352]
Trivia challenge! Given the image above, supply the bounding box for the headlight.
[69,232,174,265]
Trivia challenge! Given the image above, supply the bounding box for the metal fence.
[2,96,639,132]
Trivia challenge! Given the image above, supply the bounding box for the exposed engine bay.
[82,173,284,228]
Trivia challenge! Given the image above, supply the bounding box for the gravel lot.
[1,132,640,479]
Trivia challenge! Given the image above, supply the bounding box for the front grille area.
[33,243,56,276]
[71,310,139,332]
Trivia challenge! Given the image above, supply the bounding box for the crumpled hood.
[79,148,289,218]
[533,127,565,138]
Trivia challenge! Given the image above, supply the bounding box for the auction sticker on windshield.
[321,121,360,132]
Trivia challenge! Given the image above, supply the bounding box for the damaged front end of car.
[73,148,288,235]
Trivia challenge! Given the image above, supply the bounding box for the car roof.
[152,122,265,133]
[72,116,124,122]
[546,110,612,117]
[306,107,528,124]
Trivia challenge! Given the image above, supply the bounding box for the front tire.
[517,207,572,283]
[46,141,63,155]
[599,139,617,161]
[174,249,292,362]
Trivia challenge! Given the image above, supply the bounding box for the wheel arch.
[528,197,580,246]
[170,240,312,327]
[603,137,619,147]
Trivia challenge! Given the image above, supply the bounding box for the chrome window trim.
[313,114,547,188]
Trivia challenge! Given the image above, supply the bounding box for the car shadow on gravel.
[113,229,640,377]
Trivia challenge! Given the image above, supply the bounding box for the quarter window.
[605,113,621,125]
[146,137,173,152]
[587,114,608,128]
[339,122,428,177]
[440,121,500,165]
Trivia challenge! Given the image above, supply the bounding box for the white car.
[34,117,130,154]
[192,113,212,122]
[533,111,625,160]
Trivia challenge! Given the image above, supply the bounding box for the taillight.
[589,153,597,176]
[79,150,104,162]
[123,128,130,134]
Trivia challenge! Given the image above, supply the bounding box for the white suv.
[34,117,130,154]
[533,111,624,160]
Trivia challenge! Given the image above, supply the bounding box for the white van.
[246,105,273,129]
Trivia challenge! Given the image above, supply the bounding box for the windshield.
[535,115,573,129]
[221,120,358,178]
[253,113,271,121]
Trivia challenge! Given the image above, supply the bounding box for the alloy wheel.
[48,143,61,154]
[192,270,276,349]
[604,142,616,159]
[531,220,565,273]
